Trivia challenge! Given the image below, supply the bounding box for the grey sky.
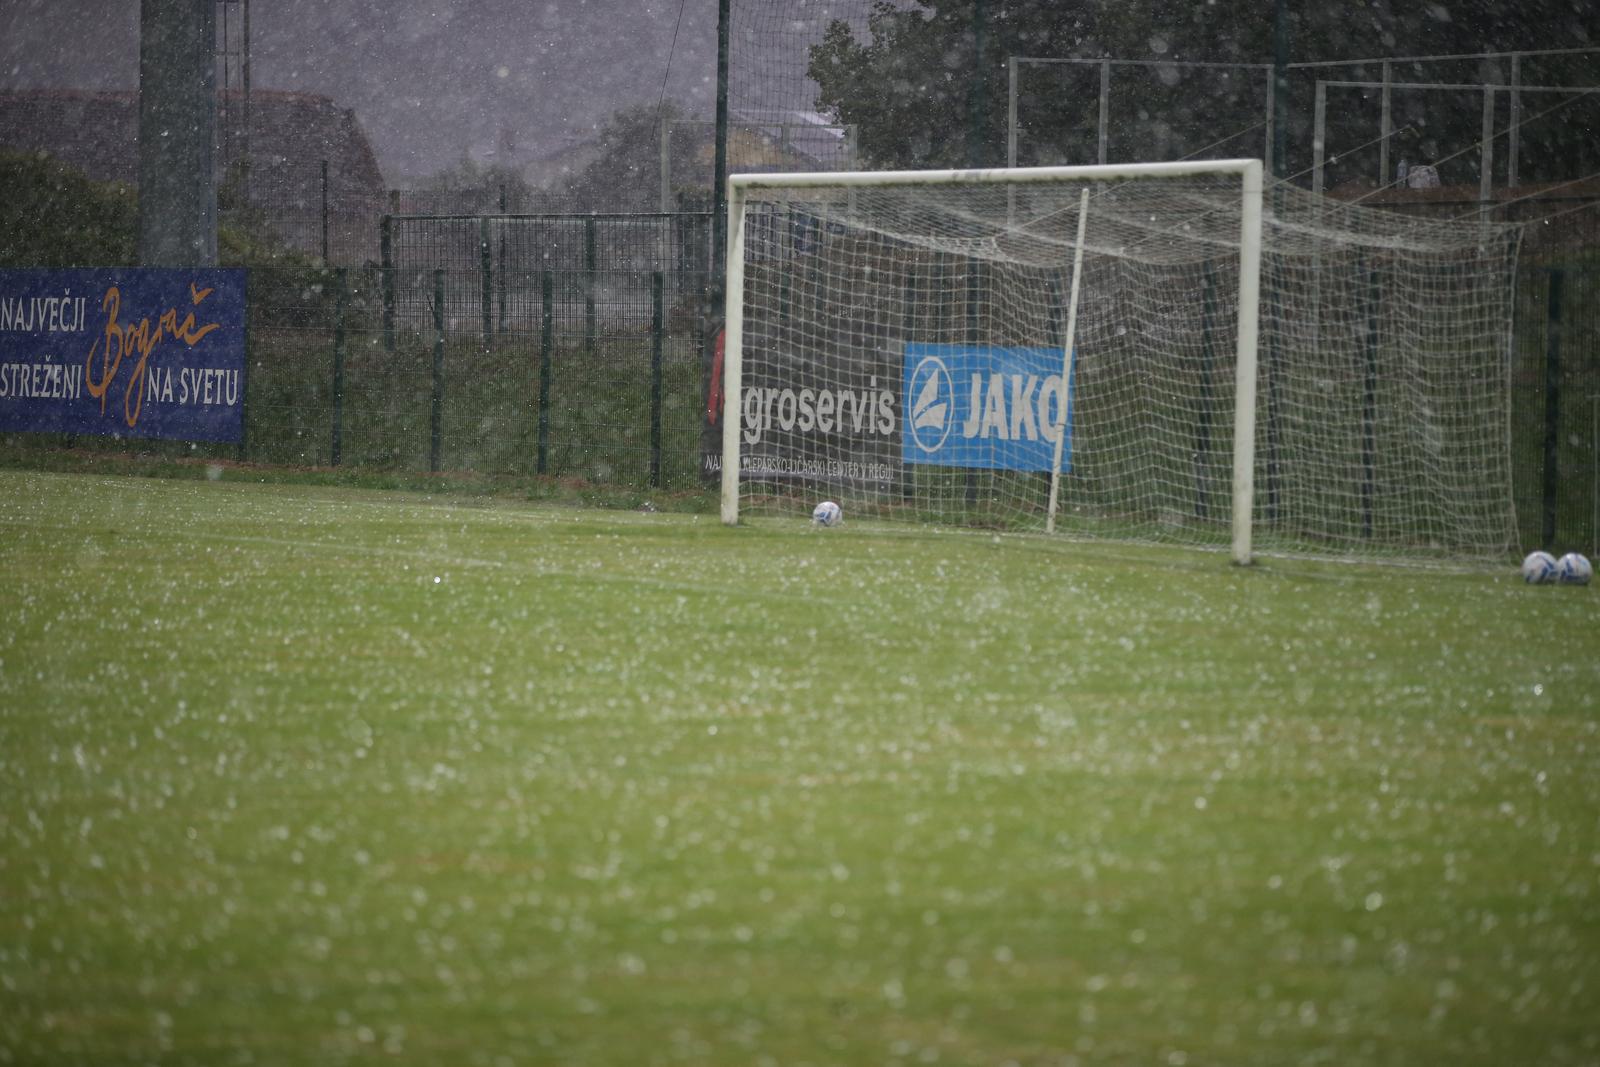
[0,0,723,181]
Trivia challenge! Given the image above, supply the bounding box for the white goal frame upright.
[720,159,1265,564]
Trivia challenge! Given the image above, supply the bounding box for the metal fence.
[234,212,714,489]
[235,230,1600,555]
[222,159,384,266]
[1513,264,1600,555]
[379,212,710,340]
[11,197,1600,553]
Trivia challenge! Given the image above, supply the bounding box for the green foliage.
[808,0,1600,182]
[416,155,536,212]
[0,149,138,267]
[556,101,688,212]
[0,148,347,279]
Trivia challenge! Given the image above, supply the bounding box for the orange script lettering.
[84,282,221,427]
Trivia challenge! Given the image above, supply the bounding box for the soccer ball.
[1557,552,1593,586]
[1522,550,1558,584]
[811,500,842,527]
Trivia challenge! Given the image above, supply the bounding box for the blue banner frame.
[0,268,247,443]
[901,343,1074,471]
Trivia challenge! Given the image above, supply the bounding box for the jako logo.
[901,344,1074,472]
[908,355,955,454]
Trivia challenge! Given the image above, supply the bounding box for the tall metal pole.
[712,0,730,287]
[966,0,987,168]
[139,0,217,265]
[1509,53,1522,188]
[1006,56,1018,168]
[1272,0,1289,181]
[241,0,251,204]
[1098,60,1110,165]
[1379,59,1392,185]
[706,0,732,483]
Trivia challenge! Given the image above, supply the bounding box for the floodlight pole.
[139,0,218,265]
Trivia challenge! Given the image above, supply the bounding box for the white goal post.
[718,158,1521,564]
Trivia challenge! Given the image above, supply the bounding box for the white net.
[721,165,1523,562]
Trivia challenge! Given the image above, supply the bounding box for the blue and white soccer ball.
[811,500,842,527]
[1557,551,1592,586]
[1522,550,1558,584]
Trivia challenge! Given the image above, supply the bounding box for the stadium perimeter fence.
[230,211,714,490]
[5,205,1598,556]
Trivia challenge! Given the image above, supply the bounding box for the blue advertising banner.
[0,268,247,442]
[901,343,1074,471]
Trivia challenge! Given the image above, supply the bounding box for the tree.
[416,156,536,214]
[0,150,137,267]
[555,101,699,213]
[808,0,1600,188]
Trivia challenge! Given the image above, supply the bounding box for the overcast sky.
[0,0,725,181]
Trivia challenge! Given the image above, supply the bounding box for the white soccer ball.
[1557,552,1592,586]
[811,500,842,527]
[1522,550,1558,584]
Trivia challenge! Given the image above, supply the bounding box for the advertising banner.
[901,343,1075,472]
[0,268,247,443]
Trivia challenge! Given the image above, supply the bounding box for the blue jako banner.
[0,268,247,443]
[901,343,1075,472]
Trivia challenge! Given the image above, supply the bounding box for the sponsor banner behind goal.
[902,343,1074,471]
[0,268,247,443]
[703,329,903,490]
[704,337,1078,487]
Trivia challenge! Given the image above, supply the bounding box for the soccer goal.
[718,160,1522,564]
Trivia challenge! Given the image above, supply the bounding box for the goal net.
[717,160,1523,563]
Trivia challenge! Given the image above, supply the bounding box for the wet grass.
[2,469,1598,1066]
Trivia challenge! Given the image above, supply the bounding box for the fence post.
[320,158,330,264]
[497,185,508,335]
[1479,85,1495,212]
[380,213,395,353]
[432,268,445,474]
[651,271,664,488]
[538,270,553,475]
[479,215,492,348]
[1362,263,1381,540]
[332,267,346,466]
[585,215,597,356]
[1543,268,1565,548]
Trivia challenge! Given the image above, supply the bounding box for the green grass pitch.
[2,469,1598,1065]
